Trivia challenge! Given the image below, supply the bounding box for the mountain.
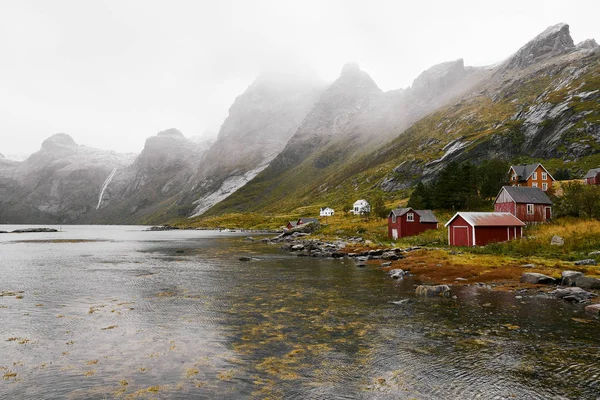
[182,72,326,217]
[0,134,135,223]
[200,23,600,218]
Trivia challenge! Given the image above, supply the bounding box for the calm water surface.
[0,225,598,399]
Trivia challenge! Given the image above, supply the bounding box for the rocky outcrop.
[553,287,597,303]
[521,272,557,284]
[561,270,584,286]
[501,23,575,71]
[576,39,599,50]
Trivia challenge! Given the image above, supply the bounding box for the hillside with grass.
[190,24,600,226]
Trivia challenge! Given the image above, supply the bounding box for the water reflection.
[0,226,598,399]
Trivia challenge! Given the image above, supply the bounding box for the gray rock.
[415,285,451,297]
[574,259,597,266]
[520,272,557,285]
[389,269,405,279]
[584,304,600,316]
[575,276,600,290]
[239,257,252,262]
[522,264,536,269]
[291,244,304,251]
[381,251,401,261]
[380,262,392,267]
[553,287,596,303]
[588,250,600,256]
[561,270,585,286]
[550,235,564,246]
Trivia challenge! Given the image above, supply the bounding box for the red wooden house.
[445,212,525,247]
[388,208,438,239]
[508,163,554,191]
[584,168,600,185]
[494,186,552,223]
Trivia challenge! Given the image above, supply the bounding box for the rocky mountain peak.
[577,38,599,50]
[41,133,78,151]
[503,23,575,70]
[156,128,185,139]
[330,62,381,95]
[410,59,466,99]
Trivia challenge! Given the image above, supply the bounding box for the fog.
[1,0,599,158]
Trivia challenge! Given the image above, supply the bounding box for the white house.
[319,207,335,217]
[352,199,370,215]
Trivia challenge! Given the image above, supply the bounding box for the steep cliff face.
[187,72,326,216]
[0,134,134,223]
[92,129,212,222]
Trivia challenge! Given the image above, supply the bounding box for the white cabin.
[352,199,370,215]
[319,207,335,217]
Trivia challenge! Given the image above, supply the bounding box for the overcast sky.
[1,0,599,159]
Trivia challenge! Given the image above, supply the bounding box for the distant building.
[352,199,370,215]
[494,186,552,223]
[319,207,335,217]
[286,221,298,230]
[584,168,600,185]
[297,217,319,226]
[445,212,525,247]
[387,208,438,240]
[508,163,554,191]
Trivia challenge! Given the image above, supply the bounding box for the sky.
[1,0,599,159]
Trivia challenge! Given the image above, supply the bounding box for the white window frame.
[407,213,414,222]
[542,182,548,191]
[542,172,547,180]
[532,172,538,180]
[391,214,396,223]
[532,182,538,188]
[527,204,534,215]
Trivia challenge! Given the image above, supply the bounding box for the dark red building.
[445,212,525,247]
[584,168,600,185]
[388,208,438,239]
[494,186,552,223]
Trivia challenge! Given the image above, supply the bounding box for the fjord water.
[1,226,598,399]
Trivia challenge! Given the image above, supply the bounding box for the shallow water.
[0,225,598,399]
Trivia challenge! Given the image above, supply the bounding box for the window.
[532,182,538,188]
[407,213,414,222]
[511,173,517,181]
[392,214,396,223]
[542,182,548,191]
[532,172,537,180]
[527,204,534,215]
[542,172,547,180]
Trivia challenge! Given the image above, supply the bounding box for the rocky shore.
[257,225,600,317]
[0,228,59,233]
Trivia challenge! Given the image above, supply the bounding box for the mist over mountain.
[1,23,598,224]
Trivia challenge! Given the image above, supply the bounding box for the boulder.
[561,271,585,286]
[415,285,451,297]
[389,269,405,279]
[381,251,401,260]
[239,257,252,262]
[520,272,557,285]
[291,244,304,251]
[553,287,596,303]
[584,304,600,316]
[550,235,564,246]
[588,250,600,256]
[575,276,600,290]
[522,264,536,269]
[574,259,597,266]
[380,262,392,267]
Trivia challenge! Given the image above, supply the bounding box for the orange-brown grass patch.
[385,249,566,286]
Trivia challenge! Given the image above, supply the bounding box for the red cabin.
[388,208,438,239]
[494,186,552,223]
[445,212,525,247]
[584,168,600,185]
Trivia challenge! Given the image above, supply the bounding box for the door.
[545,207,552,220]
[453,226,470,246]
[392,229,398,240]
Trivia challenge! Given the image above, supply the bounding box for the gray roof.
[510,163,540,181]
[390,208,438,223]
[298,217,319,224]
[584,168,600,179]
[498,186,552,205]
